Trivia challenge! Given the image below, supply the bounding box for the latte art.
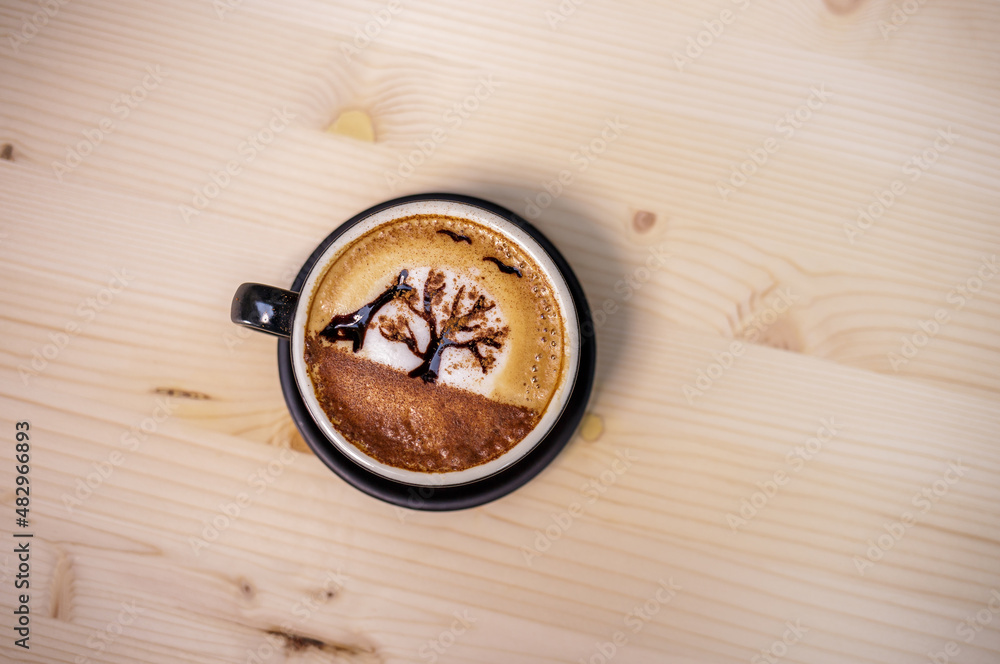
[320,267,510,393]
[303,213,567,473]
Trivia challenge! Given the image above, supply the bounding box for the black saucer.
[277,194,596,510]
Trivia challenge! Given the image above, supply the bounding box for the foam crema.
[295,207,577,486]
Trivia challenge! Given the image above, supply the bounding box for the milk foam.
[355,266,510,397]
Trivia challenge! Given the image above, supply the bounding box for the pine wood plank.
[1,0,999,662]
[1,1,998,397]
[0,328,998,661]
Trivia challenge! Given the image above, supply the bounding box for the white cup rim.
[290,198,581,487]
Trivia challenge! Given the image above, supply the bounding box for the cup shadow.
[461,184,634,415]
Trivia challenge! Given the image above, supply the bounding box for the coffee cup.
[231,194,595,509]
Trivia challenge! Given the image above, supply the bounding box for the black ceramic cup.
[231,193,595,510]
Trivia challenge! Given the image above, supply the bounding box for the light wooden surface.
[2,0,1000,662]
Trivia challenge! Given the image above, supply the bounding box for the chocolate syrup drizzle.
[483,256,522,278]
[402,272,504,383]
[319,270,413,351]
[436,229,472,244]
[319,269,507,384]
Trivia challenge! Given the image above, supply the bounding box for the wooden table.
[2,0,999,662]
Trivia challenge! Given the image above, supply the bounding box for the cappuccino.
[303,213,568,474]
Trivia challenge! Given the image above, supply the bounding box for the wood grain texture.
[0,0,999,662]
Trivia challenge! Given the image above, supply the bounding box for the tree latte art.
[303,214,568,474]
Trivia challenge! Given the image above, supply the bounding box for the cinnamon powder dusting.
[305,333,539,472]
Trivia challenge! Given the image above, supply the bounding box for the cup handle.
[231,283,300,338]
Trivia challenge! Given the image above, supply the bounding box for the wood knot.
[328,109,375,142]
[579,413,604,442]
[728,284,804,352]
[269,631,327,652]
[262,630,379,658]
[153,387,211,400]
[631,210,657,234]
[823,0,865,15]
[238,578,255,600]
[742,317,802,352]
[272,419,311,454]
[50,551,74,621]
